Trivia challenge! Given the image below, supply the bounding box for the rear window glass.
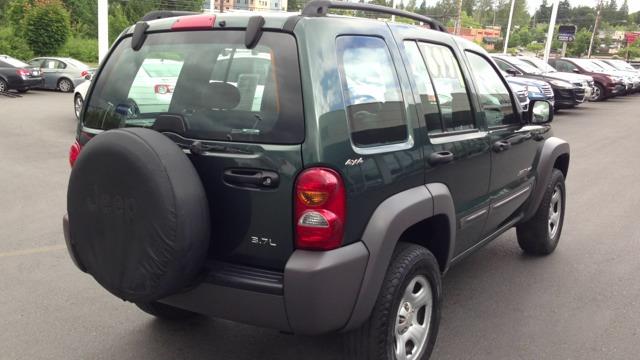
[0,56,28,67]
[83,31,303,144]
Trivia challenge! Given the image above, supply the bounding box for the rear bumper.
[14,77,44,90]
[63,213,369,335]
[165,243,369,334]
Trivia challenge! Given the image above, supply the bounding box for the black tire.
[0,78,8,93]
[516,169,566,255]
[67,128,210,303]
[136,301,199,321]
[17,89,28,93]
[593,83,606,102]
[58,78,74,92]
[345,243,442,360]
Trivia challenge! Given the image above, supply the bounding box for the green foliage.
[109,3,129,44]
[62,0,98,38]
[566,28,592,57]
[24,0,71,56]
[0,26,33,60]
[526,42,544,54]
[6,0,30,33]
[59,36,97,63]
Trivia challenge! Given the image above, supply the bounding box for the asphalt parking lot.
[2,90,640,359]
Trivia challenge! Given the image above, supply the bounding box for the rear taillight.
[294,168,346,251]
[16,69,29,76]
[80,70,89,78]
[69,140,82,167]
[154,84,173,94]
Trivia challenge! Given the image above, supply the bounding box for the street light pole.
[587,0,603,58]
[542,0,560,63]
[98,0,108,63]
[503,0,516,54]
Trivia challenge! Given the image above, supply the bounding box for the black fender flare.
[343,184,456,330]
[523,137,570,221]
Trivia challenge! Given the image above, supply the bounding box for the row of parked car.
[494,55,640,113]
[0,54,93,94]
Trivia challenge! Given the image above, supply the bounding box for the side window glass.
[56,61,67,69]
[403,41,441,134]
[44,60,56,69]
[418,42,475,133]
[465,51,517,127]
[337,36,408,147]
[495,59,514,73]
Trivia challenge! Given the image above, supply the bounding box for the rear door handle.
[223,169,279,189]
[492,140,512,152]
[428,151,454,166]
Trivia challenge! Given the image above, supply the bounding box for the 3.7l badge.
[250,236,277,247]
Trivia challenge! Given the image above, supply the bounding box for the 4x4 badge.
[345,157,364,166]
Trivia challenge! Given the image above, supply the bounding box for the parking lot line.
[0,244,66,258]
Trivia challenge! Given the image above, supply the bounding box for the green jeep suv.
[63,3,569,359]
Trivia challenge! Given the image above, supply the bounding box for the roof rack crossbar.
[301,0,447,33]
[141,10,200,22]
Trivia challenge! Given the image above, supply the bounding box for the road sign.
[557,25,577,42]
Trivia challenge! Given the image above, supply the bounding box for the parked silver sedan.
[27,57,93,92]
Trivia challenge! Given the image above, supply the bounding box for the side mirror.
[506,68,519,76]
[572,68,580,74]
[528,100,553,124]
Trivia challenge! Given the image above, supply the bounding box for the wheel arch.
[523,137,570,222]
[343,184,456,331]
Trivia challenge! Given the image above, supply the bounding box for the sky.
[527,0,640,15]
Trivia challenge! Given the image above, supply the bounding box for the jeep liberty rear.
[64,3,568,360]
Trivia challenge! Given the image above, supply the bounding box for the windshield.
[572,59,603,72]
[608,60,635,71]
[83,30,303,144]
[502,57,542,74]
[592,60,617,71]
[520,56,557,73]
[0,56,28,67]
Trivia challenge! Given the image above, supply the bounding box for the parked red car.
[548,58,625,101]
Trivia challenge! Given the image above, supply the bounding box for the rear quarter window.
[336,36,408,148]
[83,31,303,145]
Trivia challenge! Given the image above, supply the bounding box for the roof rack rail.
[141,10,200,22]
[301,0,447,33]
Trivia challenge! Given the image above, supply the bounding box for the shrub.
[59,37,98,63]
[0,26,34,60]
[23,0,71,56]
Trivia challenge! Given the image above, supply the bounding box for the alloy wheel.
[394,275,432,360]
[59,79,72,92]
[74,96,83,119]
[548,185,562,239]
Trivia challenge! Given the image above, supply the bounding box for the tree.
[566,28,593,56]
[23,0,71,56]
[533,0,551,24]
[62,0,98,38]
[109,3,129,44]
[556,0,571,24]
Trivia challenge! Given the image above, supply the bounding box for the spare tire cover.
[67,128,210,303]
